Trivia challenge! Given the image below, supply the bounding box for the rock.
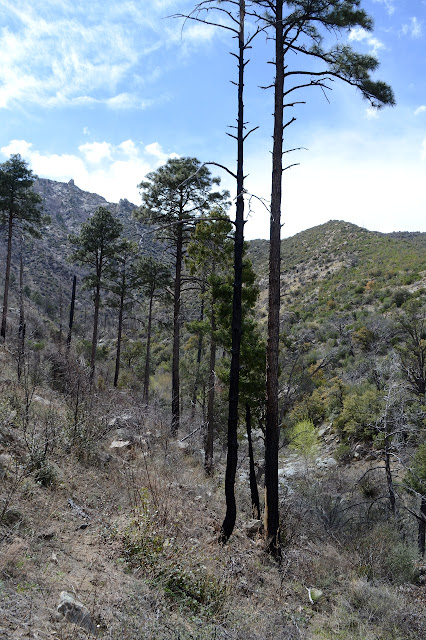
[57,591,98,636]
[244,519,263,537]
[109,440,131,449]
[177,441,189,451]
[33,395,51,406]
[278,458,305,477]
[315,456,338,469]
[318,424,331,437]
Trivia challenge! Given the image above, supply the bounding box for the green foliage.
[136,157,228,243]
[76,339,109,362]
[335,386,382,441]
[288,419,320,459]
[69,206,124,293]
[290,388,328,427]
[396,301,426,399]
[121,489,226,616]
[352,326,375,352]
[0,154,44,233]
[163,563,226,614]
[406,443,426,496]
[33,461,58,488]
[137,255,172,301]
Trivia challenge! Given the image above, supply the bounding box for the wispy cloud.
[415,105,426,116]
[0,0,216,110]
[0,138,180,203]
[348,27,385,56]
[373,0,396,16]
[400,17,423,39]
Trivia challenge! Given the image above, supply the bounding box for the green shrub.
[288,419,320,459]
[335,386,382,441]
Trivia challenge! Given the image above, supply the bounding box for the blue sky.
[1,0,425,239]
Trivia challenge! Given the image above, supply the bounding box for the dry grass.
[1,348,426,639]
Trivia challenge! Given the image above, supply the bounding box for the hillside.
[249,220,426,310]
[0,178,163,342]
[1,181,426,639]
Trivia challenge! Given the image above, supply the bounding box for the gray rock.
[109,439,131,449]
[315,456,338,469]
[57,591,98,636]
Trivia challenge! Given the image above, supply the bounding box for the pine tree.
[137,256,172,405]
[0,154,44,341]
[136,157,228,434]
[106,239,139,388]
[186,212,234,473]
[251,0,395,558]
[69,207,123,384]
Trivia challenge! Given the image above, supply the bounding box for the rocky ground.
[1,374,426,639]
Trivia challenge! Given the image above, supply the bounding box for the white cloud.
[79,142,112,164]
[348,27,385,55]
[365,107,379,120]
[145,142,180,164]
[0,139,33,157]
[410,17,423,38]
[414,105,426,116]
[0,0,212,110]
[400,17,423,39]
[373,0,395,16]
[241,129,426,240]
[0,138,180,204]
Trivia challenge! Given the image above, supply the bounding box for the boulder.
[57,591,98,636]
[109,440,131,449]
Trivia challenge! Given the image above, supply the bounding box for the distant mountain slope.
[0,178,156,331]
[1,177,425,339]
[248,220,426,321]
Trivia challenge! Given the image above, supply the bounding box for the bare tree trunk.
[264,0,283,560]
[246,403,261,520]
[385,450,396,515]
[143,292,154,405]
[17,239,25,381]
[419,496,426,557]
[67,275,77,351]
[192,289,205,418]
[113,270,125,388]
[172,220,184,434]
[205,298,217,475]
[90,281,101,385]
[1,213,14,342]
[220,0,245,544]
